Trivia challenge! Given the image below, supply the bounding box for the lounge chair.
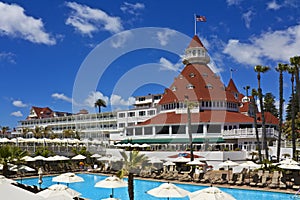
[292,175,300,190]
[235,173,245,186]
[257,171,269,187]
[178,173,191,182]
[249,174,260,187]
[269,171,279,189]
[216,173,228,184]
[228,173,238,185]
[279,173,287,189]
[199,172,211,183]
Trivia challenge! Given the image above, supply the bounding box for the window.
[148,110,155,115]
[138,97,145,101]
[139,111,146,116]
[118,123,125,128]
[118,113,126,118]
[128,122,135,126]
[205,84,213,89]
[128,112,135,117]
[189,73,195,78]
[186,84,195,89]
[172,86,177,91]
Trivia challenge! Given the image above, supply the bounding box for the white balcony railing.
[222,128,279,139]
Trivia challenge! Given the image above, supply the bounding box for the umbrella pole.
[112,188,114,198]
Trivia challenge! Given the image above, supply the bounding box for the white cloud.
[11,111,23,117]
[157,29,176,46]
[111,31,132,48]
[52,93,73,103]
[84,91,109,108]
[12,100,27,107]
[65,2,123,36]
[242,10,254,29]
[223,24,300,65]
[0,52,16,64]
[226,0,243,6]
[0,2,55,45]
[110,94,135,106]
[267,0,282,10]
[120,2,145,15]
[159,57,182,72]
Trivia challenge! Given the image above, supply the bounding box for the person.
[193,166,200,181]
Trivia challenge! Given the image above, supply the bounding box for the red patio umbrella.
[168,152,204,159]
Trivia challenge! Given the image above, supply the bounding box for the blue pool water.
[19,173,295,200]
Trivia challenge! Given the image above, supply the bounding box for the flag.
[196,15,207,22]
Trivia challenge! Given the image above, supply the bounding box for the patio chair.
[257,171,269,187]
[279,173,287,189]
[215,173,228,184]
[235,173,245,186]
[249,173,260,187]
[268,171,279,189]
[178,173,192,182]
[228,173,238,185]
[199,172,211,183]
[292,175,300,190]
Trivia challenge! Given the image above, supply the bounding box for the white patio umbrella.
[0,181,42,200]
[188,186,236,200]
[279,158,299,165]
[0,175,15,184]
[21,156,35,162]
[163,161,176,166]
[52,173,84,186]
[95,176,127,198]
[187,159,206,166]
[278,164,300,170]
[9,164,36,172]
[37,184,81,200]
[34,155,46,161]
[219,160,239,180]
[71,154,86,160]
[91,153,102,158]
[147,182,190,200]
[171,156,190,163]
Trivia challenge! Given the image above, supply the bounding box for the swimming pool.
[19,174,295,200]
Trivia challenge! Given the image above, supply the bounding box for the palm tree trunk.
[128,173,134,200]
[277,71,283,162]
[291,75,296,160]
[187,104,194,161]
[257,73,269,160]
[252,96,262,163]
[295,65,300,110]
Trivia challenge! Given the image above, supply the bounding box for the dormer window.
[202,73,208,77]
[172,86,177,91]
[189,73,195,78]
[186,84,195,89]
[192,50,196,56]
[205,84,213,89]
[179,74,183,79]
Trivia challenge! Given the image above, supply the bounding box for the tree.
[275,63,288,162]
[251,89,262,163]
[118,150,148,200]
[0,126,9,137]
[290,56,300,109]
[254,65,270,160]
[0,145,27,177]
[286,94,300,121]
[94,99,107,113]
[263,92,278,117]
[287,65,297,160]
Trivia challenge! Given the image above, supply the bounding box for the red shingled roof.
[187,35,205,48]
[138,110,256,125]
[257,112,279,124]
[226,79,239,93]
[158,63,238,104]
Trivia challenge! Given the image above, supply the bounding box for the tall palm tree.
[94,98,107,113]
[275,63,288,162]
[287,65,297,160]
[118,150,148,200]
[290,56,300,109]
[1,126,9,137]
[254,65,270,160]
[251,89,262,163]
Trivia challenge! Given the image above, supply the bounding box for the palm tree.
[0,126,9,138]
[254,65,270,161]
[251,89,262,163]
[287,65,297,160]
[0,145,27,177]
[275,63,288,162]
[118,150,148,200]
[290,56,300,109]
[94,98,107,113]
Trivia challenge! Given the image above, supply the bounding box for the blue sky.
[0,0,299,128]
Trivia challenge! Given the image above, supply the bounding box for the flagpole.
[194,14,196,35]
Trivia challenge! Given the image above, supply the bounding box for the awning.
[118,137,224,144]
